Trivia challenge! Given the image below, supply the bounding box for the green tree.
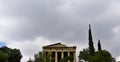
[8,49,22,62]
[0,50,8,62]
[79,25,114,62]
[78,48,90,62]
[44,52,52,62]
[89,50,112,62]
[34,51,52,62]
[27,58,33,62]
[61,56,73,62]
[88,55,105,62]
[88,24,95,56]
[98,39,102,51]
[0,46,22,62]
[34,52,44,62]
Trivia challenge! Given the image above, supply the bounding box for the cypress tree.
[98,39,102,51]
[88,24,95,56]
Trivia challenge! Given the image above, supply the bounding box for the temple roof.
[43,43,67,47]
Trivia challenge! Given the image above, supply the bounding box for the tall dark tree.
[88,24,95,56]
[98,39,102,51]
[78,24,114,62]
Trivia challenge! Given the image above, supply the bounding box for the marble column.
[68,52,70,62]
[61,52,64,59]
[73,52,76,62]
[55,52,58,62]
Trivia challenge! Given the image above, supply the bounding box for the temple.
[43,43,76,62]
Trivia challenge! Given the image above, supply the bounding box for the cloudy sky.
[0,0,120,62]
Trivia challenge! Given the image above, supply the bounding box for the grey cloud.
[0,0,120,59]
[0,0,112,41]
[0,0,119,43]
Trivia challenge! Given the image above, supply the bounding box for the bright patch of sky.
[0,42,6,47]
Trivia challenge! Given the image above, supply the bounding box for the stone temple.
[43,43,76,62]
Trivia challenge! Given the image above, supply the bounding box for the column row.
[54,52,76,62]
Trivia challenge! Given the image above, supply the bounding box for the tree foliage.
[27,58,33,62]
[79,25,114,62]
[34,52,43,62]
[78,48,90,62]
[0,50,8,62]
[79,47,113,62]
[8,49,22,62]
[61,55,73,62]
[89,50,112,62]
[0,46,22,62]
[88,24,95,56]
[98,39,102,51]
[34,51,52,62]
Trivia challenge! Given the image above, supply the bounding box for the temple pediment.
[43,43,67,47]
